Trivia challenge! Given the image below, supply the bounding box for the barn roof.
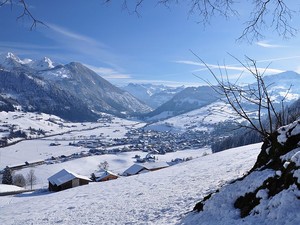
[122,162,170,176]
[95,170,118,182]
[142,162,169,170]
[48,169,91,186]
[122,164,145,176]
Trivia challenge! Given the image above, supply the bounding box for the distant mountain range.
[121,83,184,109]
[143,86,219,121]
[1,52,300,123]
[0,52,151,121]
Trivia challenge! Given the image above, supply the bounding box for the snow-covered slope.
[0,52,25,69]
[0,52,151,121]
[145,86,219,121]
[181,120,300,225]
[145,101,238,133]
[29,57,55,70]
[0,143,261,225]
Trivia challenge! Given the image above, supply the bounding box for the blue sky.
[1,0,300,86]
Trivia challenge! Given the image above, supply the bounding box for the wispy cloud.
[256,41,287,48]
[48,24,106,48]
[175,60,202,66]
[84,64,131,79]
[194,63,284,74]
[175,60,284,75]
[42,23,121,69]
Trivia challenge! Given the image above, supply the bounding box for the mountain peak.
[0,52,23,69]
[29,56,55,70]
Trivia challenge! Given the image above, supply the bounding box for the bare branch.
[239,0,297,41]
[0,0,47,30]
[192,52,291,138]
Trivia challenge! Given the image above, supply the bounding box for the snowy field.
[0,111,145,145]
[0,112,146,169]
[0,184,24,193]
[16,148,211,188]
[0,143,262,225]
[145,102,241,133]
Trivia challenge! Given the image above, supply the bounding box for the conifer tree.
[2,166,13,185]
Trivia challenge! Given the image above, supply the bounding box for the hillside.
[145,86,219,121]
[181,120,300,225]
[0,143,261,224]
[0,53,151,121]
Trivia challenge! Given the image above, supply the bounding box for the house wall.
[99,174,118,182]
[48,178,89,192]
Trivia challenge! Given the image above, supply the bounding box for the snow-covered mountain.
[0,52,24,69]
[144,85,219,121]
[0,52,151,121]
[122,83,185,108]
[144,71,300,122]
[263,70,300,102]
[29,57,55,70]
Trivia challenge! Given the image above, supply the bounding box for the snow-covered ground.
[145,101,241,133]
[16,148,211,189]
[0,111,146,169]
[0,184,24,193]
[0,143,262,225]
[0,111,145,144]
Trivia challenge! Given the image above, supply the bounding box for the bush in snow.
[13,173,26,187]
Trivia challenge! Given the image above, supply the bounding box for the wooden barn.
[95,169,118,182]
[48,169,91,192]
[122,162,170,176]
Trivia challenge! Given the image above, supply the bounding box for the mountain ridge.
[0,52,151,121]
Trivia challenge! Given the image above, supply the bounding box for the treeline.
[212,97,300,153]
[211,129,262,153]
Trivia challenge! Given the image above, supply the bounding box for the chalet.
[94,169,118,182]
[122,162,170,176]
[48,169,91,192]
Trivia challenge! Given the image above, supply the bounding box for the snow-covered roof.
[142,162,169,170]
[123,164,145,176]
[122,162,169,176]
[48,169,91,186]
[95,170,118,182]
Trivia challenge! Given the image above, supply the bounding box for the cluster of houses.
[47,161,171,192]
[65,129,210,156]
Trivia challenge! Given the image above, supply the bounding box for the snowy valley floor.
[0,143,261,225]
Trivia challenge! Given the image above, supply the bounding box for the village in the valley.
[0,113,211,194]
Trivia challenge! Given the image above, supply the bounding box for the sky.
[1,0,300,87]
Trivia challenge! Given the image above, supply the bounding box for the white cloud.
[42,23,121,69]
[256,41,286,48]
[174,60,202,66]
[84,64,131,79]
[48,24,106,48]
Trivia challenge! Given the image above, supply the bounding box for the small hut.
[94,169,118,182]
[122,162,169,176]
[48,169,91,192]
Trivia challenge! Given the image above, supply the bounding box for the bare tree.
[13,173,26,187]
[98,160,109,171]
[26,169,37,190]
[192,52,291,139]
[0,0,298,40]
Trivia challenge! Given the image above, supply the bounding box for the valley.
[0,52,299,224]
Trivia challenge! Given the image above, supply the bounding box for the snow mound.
[182,120,300,225]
